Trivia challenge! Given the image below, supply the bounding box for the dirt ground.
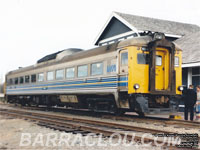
[0,115,166,150]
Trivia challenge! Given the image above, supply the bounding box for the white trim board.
[94,12,140,45]
[98,31,137,44]
[182,62,200,68]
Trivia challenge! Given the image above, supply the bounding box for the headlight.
[134,84,140,90]
[178,86,184,91]
[154,32,165,40]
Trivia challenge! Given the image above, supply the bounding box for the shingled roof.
[175,31,200,64]
[115,12,200,36]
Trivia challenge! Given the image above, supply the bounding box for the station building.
[94,12,200,88]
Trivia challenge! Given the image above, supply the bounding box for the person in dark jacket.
[184,85,197,121]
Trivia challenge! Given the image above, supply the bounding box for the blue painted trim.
[6,76,128,93]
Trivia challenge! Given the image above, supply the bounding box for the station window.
[14,77,18,85]
[25,75,30,83]
[156,55,162,66]
[121,52,128,65]
[192,67,200,88]
[38,73,44,82]
[137,53,150,64]
[31,74,36,83]
[192,67,200,75]
[175,57,179,67]
[66,67,75,79]
[78,65,88,77]
[47,71,54,81]
[20,76,24,84]
[56,69,64,80]
[91,62,103,75]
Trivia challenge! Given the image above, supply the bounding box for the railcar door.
[155,49,169,90]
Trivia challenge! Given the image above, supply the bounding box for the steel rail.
[0,108,185,149]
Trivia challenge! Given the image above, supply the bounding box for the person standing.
[184,85,197,121]
[196,85,200,120]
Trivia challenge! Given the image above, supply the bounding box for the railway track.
[103,114,200,129]
[2,102,200,130]
[0,106,199,149]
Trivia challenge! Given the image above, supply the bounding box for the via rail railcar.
[5,33,183,116]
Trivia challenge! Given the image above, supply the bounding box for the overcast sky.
[0,0,200,82]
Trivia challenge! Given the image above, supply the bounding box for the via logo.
[107,65,116,73]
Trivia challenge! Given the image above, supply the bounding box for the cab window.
[137,53,149,64]
[121,52,128,65]
[175,56,179,67]
[156,55,162,66]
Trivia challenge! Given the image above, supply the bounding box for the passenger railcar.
[5,33,183,116]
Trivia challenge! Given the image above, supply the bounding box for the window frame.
[156,55,162,66]
[47,71,54,81]
[14,77,19,85]
[10,78,13,85]
[137,53,150,65]
[175,56,179,67]
[38,73,44,82]
[25,75,30,83]
[55,69,64,80]
[31,74,36,83]
[121,52,128,66]
[91,62,103,76]
[77,64,88,78]
[19,76,24,84]
[66,67,75,79]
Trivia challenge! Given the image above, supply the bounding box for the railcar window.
[156,55,162,66]
[14,78,18,85]
[20,76,24,84]
[66,67,75,78]
[56,69,64,80]
[31,74,36,82]
[47,71,54,81]
[38,73,44,82]
[91,62,103,75]
[25,75,30,83]
[9,79,13,85]
[121,52,128,65]
[78,65,88,77]
[175,56,179,67]
[137,54,150,64]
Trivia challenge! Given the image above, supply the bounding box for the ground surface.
[0,102,199,150]
[0,115,165,150]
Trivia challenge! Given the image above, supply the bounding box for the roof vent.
[37,48,83,63]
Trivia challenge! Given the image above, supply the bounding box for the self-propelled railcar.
[5,33,183,116]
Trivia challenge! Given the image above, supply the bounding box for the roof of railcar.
[6,35,181,76]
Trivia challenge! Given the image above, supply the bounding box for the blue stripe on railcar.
[6,76,128,94]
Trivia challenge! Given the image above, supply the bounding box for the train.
[5,32,183,116]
